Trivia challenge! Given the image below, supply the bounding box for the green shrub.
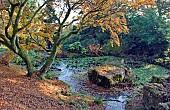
[68,42,83,53]
[81,48,87,55]
[13,56,24,65]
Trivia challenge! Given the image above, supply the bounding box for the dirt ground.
[0,64,105,110]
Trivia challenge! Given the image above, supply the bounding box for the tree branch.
[0,33,10,45]
[15,36,21,49]
[0,39,5,45]
[81,9,101,25]
[29,33,51,52]
[13,0,28,31]
[58,30,79,44]
[18,0,51,32]
[63,18,79,27]
[12,0,28,41]
[61,1,72,25]
[5,3,19,40]
[7,0,14,5]
[0,39,13,51]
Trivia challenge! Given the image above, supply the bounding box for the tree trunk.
[39,43,57,75]
[18,49,34,77]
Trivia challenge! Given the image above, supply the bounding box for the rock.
[143,83,168,110]
[150,75,170,86]
[158,102,170,110]
[149,75,166,84]
[87,65,126,88]
[143,75,170,110]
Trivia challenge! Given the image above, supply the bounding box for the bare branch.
[61,1,72,25]
[58,30,79,44]
[63,18,79,27]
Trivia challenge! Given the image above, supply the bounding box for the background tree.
[120,9,168,56]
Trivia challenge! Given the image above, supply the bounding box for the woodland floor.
[0,64,105,110]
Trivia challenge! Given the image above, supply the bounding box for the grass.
[132,64,169,85]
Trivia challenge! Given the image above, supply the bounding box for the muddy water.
[57,62,128,110]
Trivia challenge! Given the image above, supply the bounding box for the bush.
[68,41,83,53]
[81,48,87,55]
[45,71,60,79]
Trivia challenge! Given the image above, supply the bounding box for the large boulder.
[87,65,133,88]
[143,75,170,110]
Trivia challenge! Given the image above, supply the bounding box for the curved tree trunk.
[0,39,34,77]
[18,49,34,77]
[39,43,57,75]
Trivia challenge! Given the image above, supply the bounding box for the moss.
[132,64,169,85]
[94,98,103,104]
[45,71,60,79]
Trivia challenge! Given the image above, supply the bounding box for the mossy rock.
[150,74,170,85]
[143,74,170,110]
[87,65,126,88]
[150,75,166,84]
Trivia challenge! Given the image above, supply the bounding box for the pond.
[56,62,129,110]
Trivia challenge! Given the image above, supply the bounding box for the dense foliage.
[62,8,170,69]
[63,9,169,57]
[121,9,169,56]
